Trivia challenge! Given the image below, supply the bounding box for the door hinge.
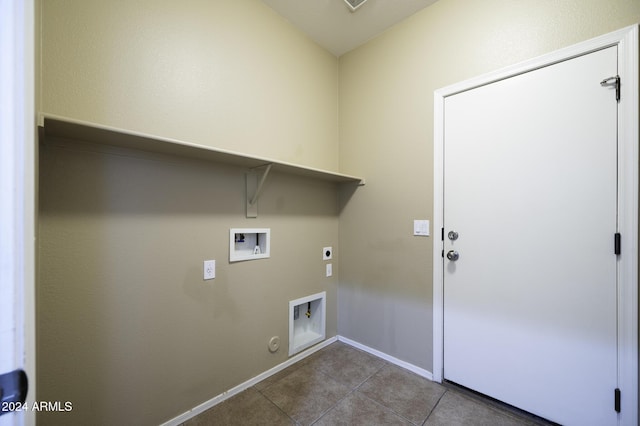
[441,228,444,241]
[600,75,620,102]
[0,369,28,416]
[614,233,621,255]
[614,388,621,413]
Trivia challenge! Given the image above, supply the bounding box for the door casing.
[0,1,36,425]
[432,25,638,425]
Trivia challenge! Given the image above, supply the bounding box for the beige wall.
[41,0,338,171]
[38,140,339,425]
[338,0,640,371]
[38,0,340,424]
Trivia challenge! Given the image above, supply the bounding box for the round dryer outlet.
[323,247,332,260]
[268,336,280,353]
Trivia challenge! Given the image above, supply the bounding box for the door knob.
[448,231,459,241]
[446,250,459,261]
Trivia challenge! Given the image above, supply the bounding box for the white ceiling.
[262,0,439,57]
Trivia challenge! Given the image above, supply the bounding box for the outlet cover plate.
[204,260,215,280]
[413,220,430,236]
[323,247,332,260]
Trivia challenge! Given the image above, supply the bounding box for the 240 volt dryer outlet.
[323,247,332,260]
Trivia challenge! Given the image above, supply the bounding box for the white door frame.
[433,25,638,425]
[0,0,36,425]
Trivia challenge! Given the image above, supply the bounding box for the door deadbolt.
[448,231,459,241]
[446,250,459,261]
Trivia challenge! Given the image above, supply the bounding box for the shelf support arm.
[246,163,272,218]
[250,163,272,206]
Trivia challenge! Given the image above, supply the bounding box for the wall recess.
[229,228,270,262]
[289,292,326,356]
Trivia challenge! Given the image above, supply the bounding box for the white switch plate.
[326,263,332,277]
[413,220,430,236]
[204,260,215,280]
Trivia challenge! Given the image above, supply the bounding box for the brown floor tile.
[254,345,330,391]
[358,364,446,425]
[253,362,306,392]
[181,387,293,426]
[260,364,352,425]
[313,391,413,426]
[424,390,533,426]
[305,341,386,388]
[181,342,546,426]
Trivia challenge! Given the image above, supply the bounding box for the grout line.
[259,352,356,426]
[309,387,358,426]
[354,359,388,390]
[422,388,448,425]
[307,343,391,425]
[308,367,359,424]
[349,356,424,426]
[256,388,298,425]
[355,389,419,425]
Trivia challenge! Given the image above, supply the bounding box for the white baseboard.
[159,336,337,426]
[337,335,433,381]
[160,334,433,425]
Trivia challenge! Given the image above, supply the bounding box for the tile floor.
[181,341,550,426]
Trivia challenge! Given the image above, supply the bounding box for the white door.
[443,46,618,425]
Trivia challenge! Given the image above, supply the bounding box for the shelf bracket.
[246,163,272,218]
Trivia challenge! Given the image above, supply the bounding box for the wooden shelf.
[38,113,365,185]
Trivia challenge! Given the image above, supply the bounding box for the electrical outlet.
[204,260,215,280]
[323,247,332,260]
